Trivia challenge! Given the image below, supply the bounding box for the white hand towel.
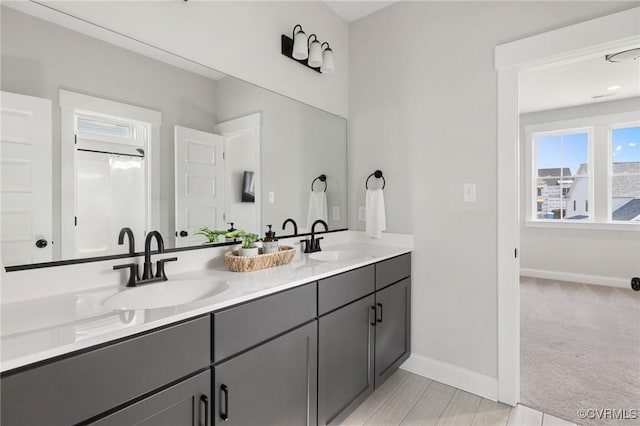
[365,188,386,239]
[307,190,328,228]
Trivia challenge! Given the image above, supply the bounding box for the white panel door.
[174,125,224,248]
[0,91,52,266]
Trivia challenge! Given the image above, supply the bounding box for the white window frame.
[59,90,162,258]
[527,126,594,223]
[608,121,640,222]
[524,110,640,231]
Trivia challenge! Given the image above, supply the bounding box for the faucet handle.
[113,263,139,287]
[314,237,324,251]
[299,239,310,253]
[155,257,178,279]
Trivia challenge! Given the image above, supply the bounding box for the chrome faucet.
[300,219,328,253]
[282,218,298,236]
[113,230,177,287]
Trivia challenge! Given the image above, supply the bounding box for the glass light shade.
[321,48,334,73]
[292,30,308,60]
[308,40,323,68]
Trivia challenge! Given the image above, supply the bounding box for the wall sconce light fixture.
[282,24,334,74]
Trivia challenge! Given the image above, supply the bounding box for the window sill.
[524,220,640,231]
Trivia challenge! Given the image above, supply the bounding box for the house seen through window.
[611,126,640,222]
[534,131,589,220]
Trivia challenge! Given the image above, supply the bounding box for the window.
[525,111,640,228]
[533,130,590,221]
[611,126,640,222]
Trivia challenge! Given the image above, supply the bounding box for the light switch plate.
[358,206,366,221]
[268,191,275,203]
[332,206,340,220]
[463,183,476,202]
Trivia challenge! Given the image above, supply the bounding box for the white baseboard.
[400,353,499,401]
[520,268,629,289]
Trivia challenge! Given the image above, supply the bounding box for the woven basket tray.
[224,245,296,272]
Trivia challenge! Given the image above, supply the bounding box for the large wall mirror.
[0,4,348,269]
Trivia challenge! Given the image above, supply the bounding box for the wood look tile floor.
[340,370,578,426]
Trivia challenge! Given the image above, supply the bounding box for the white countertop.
[1,242,410,373]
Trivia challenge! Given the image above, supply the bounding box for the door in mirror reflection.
[0,91,53,265]
[59,91,159,258]
[174,125,225,248]
[215,113,261,236]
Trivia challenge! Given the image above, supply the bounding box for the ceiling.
[323,1,398,23]
[519,50,640,114]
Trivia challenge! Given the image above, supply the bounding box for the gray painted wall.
[1,7,218,252]
[215,76,348,232]
[349,1,637,379]
[520,97,640,282]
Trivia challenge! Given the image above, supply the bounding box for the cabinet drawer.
[375,253,411,290]
[1,315,210,426]
[213,283,316,362]
[318,265,375,316]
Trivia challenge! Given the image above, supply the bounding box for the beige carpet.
[520,277,640,426]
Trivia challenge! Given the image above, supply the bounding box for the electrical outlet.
[358,206,366,221]
[268,192,275,203]
[332,206,340,220]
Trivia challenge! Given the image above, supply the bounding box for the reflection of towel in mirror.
[366,189,386,239]
[307,190,328,228]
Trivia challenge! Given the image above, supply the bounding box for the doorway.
[495,6,640,409]
[59,90,161,258]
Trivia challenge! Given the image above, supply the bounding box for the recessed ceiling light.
[605,48,640,62]
[607,85,621,91]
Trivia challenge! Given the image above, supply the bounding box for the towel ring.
[311,174,327,192]
[365,170,385,189]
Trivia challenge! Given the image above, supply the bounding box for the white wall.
[35,1,349,118]
[520,97,640,286]
[349,1,637,384]
[214,76,348,232]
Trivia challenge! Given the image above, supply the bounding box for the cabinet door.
[375,278,411,387]
[90,370,211,426]
[213,321,317,426]
[318,295,375,426]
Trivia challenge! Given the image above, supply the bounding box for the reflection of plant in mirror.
[195,227,227,243]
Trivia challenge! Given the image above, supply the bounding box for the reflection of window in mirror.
[60,90,161,259]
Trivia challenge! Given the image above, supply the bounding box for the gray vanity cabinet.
[0,316,210,426]
[374,277,411,386]
[213,321,317,426]
[89,370,211,426]
[318,295,375,426]
[317,254,411,425]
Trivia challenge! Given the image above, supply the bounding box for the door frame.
[215,112,262,233]
[495,7,639,405]
[59,90,161,258]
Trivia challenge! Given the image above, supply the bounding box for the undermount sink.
[308,250,361,262]
[102,279,229,310]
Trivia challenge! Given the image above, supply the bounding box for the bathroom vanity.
[1,247,411,426]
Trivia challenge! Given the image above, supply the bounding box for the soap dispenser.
[225,222,237,242]
[263,225,279,254]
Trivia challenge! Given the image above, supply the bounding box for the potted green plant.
[195,227,226,244]
[232,231,260,256]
